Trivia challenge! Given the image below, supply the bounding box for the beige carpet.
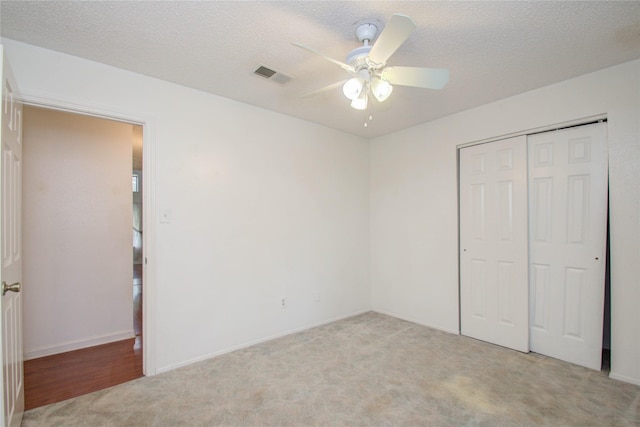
[22,312,640,426]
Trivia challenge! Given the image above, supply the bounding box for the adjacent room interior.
[20,107,144,409]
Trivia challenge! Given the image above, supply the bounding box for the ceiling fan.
[292,14,449,111]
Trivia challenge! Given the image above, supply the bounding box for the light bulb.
[351,90,368,110]
[342,78,364,100]
[371,78,393,102]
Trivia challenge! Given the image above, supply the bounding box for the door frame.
[457,114,608,362]
[18,91,157,376]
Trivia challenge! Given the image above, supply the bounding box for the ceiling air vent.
[252,65,293,85]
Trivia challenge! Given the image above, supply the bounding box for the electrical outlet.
[160,208,172,223]
[280,297,287,309]
[313,291,321,302]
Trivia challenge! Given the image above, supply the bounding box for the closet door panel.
[460,136,529,352]
[528,123,608,370]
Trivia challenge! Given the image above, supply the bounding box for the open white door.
[459,136,529,352]
[0,45,24,427]
[528,123,608,370]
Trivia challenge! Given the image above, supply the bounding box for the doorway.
[459,121,609,371]
[21,106,144,408]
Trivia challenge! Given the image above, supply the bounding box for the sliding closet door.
[459,136,529,352]
[528,123,608,370]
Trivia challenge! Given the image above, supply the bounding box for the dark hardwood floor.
[24,337,142,409]
[24,265,143,410]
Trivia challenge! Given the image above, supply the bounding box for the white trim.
[25,330,135,360]
[372,309,460,335]
[609,372,640,387]
[19,91,147,126]
[155,309,371,375]
[17,90,158,376]
[141,118,157,376]
[455,113,608,149]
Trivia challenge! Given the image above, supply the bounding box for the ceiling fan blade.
[382,66,450,89]
[368,14,416,65]
[301,80,347,98]
[291,42,356,73]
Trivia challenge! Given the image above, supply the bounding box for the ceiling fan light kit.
[371,77,393,102]
[342,77,364,100]
[351,90,368,110]
[294,14,449,113]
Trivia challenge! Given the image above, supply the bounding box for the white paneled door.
[459,136,529,352]
[528,123,608,370]
[0,46,24,427]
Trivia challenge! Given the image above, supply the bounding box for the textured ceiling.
[1,1,639,138]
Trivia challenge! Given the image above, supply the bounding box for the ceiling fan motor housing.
[346,46,372,69]
[355,23,377,43]
[346,23,379,70]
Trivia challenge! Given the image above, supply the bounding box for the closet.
[459,122,608,370]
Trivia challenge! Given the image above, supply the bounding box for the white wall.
[4,37,639,386]
[22,107,135,358]
[370,60,640,385]
[2,39,371,373]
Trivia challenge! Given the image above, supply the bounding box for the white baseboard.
[156,308,372,375]
[372,308,460,335]
[609,371,640,386]
[156,308,461,375]
[25,330,136,360]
